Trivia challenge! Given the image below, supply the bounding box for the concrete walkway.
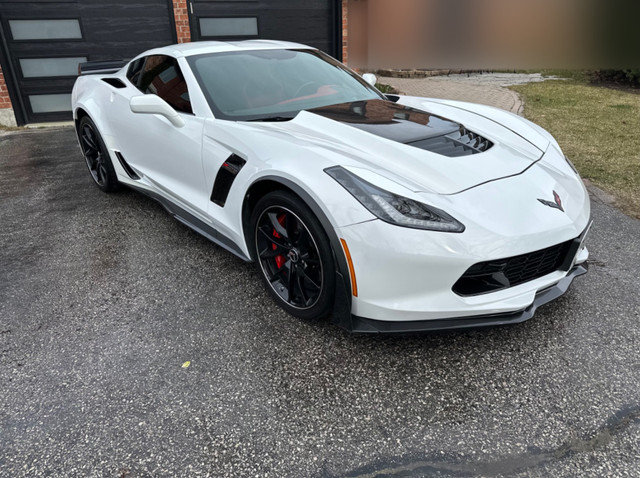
[378,72,559,116]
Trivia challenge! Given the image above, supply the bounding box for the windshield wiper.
[246,115,296,122]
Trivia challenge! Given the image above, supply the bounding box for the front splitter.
[347,263,588,334]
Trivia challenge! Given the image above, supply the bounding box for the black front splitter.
[347,263,588,334]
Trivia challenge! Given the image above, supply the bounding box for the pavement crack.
[340,404,640,478]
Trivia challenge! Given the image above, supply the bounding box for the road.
[1,127,639,477]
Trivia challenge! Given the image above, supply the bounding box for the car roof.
[142,40,314,59]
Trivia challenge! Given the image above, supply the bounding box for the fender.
[245,175,354,328]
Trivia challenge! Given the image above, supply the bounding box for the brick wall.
[0,65,12,110]
[342,0,348,64]
[172,0,191,43]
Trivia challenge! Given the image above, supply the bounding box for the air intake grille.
[453,239,574,296]
[409,126,493,157]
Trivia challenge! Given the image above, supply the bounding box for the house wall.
[341,0,349,64]
[0,65,16,126]
[345,0,367,68]
[345,0,594,70]
[172,0,191,44]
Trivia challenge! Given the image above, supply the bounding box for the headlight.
[325,166,465,233]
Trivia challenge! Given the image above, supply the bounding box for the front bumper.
[347,263,587,334]
[335,216,590,323]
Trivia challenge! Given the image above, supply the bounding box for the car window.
[126,57,145,87]
[188,49,383,121]
[138,55,193,114]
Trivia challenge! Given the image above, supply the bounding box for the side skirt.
[128,183,251,262]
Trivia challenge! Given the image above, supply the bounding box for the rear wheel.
[78,116,120,192]
[251,190,335,320]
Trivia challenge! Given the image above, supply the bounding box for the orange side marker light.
[340,238,358,297]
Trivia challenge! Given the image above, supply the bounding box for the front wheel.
[250,190,336,320]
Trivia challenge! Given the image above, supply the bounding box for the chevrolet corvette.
[72,40,591,333]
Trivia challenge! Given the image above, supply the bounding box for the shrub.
[590,69,640,88]
[375,83,399,94]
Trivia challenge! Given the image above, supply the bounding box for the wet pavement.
[1,127,640,477]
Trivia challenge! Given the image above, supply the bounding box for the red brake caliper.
[273,214,287,269]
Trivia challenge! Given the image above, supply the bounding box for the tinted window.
[126,57,145,86]
[139,55,192,114]
[188,49,382,121]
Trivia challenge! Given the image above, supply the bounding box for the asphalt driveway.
[1,127,639,477]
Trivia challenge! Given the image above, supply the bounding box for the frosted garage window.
[199,17,258,37]
[29,94,72,113]
[9,19,82,40]
[20,57,87,78]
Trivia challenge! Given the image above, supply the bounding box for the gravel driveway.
[1,127,639,477]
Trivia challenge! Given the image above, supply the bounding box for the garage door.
[189,0,340,59]
[0,0,177,125]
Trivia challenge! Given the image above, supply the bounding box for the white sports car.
[72,40,591,333]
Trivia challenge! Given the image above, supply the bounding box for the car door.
[111,54,208,216]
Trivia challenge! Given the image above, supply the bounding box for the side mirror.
[129,95,185,128]
[362,73,377,87]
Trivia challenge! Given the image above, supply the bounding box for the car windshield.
[187,49,384,121]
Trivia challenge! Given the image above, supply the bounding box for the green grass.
[510,80,640,218]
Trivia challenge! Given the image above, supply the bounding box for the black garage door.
[0,0,177,125]
[189,0,340,59]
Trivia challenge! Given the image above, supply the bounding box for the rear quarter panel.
[72,75,118,137]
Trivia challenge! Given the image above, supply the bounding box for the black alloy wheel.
[78,116,119,192]
[251,191,335,320]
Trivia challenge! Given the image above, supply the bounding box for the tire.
[250,190,336,320]
[78,116,120,192]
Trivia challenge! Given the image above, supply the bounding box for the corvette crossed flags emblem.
[538,190,564,212]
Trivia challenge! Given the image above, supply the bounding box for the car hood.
[250,98,549,194]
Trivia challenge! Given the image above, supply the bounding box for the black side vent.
[114,151,140,180]
[409,126,493,157]
[211,154,247,207]
[453,239,574,296]
[101,78,126,89]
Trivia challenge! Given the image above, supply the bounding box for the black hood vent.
[409,126,493,157]
[308,99,493,157]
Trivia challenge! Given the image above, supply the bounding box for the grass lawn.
[510,80,640,219]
